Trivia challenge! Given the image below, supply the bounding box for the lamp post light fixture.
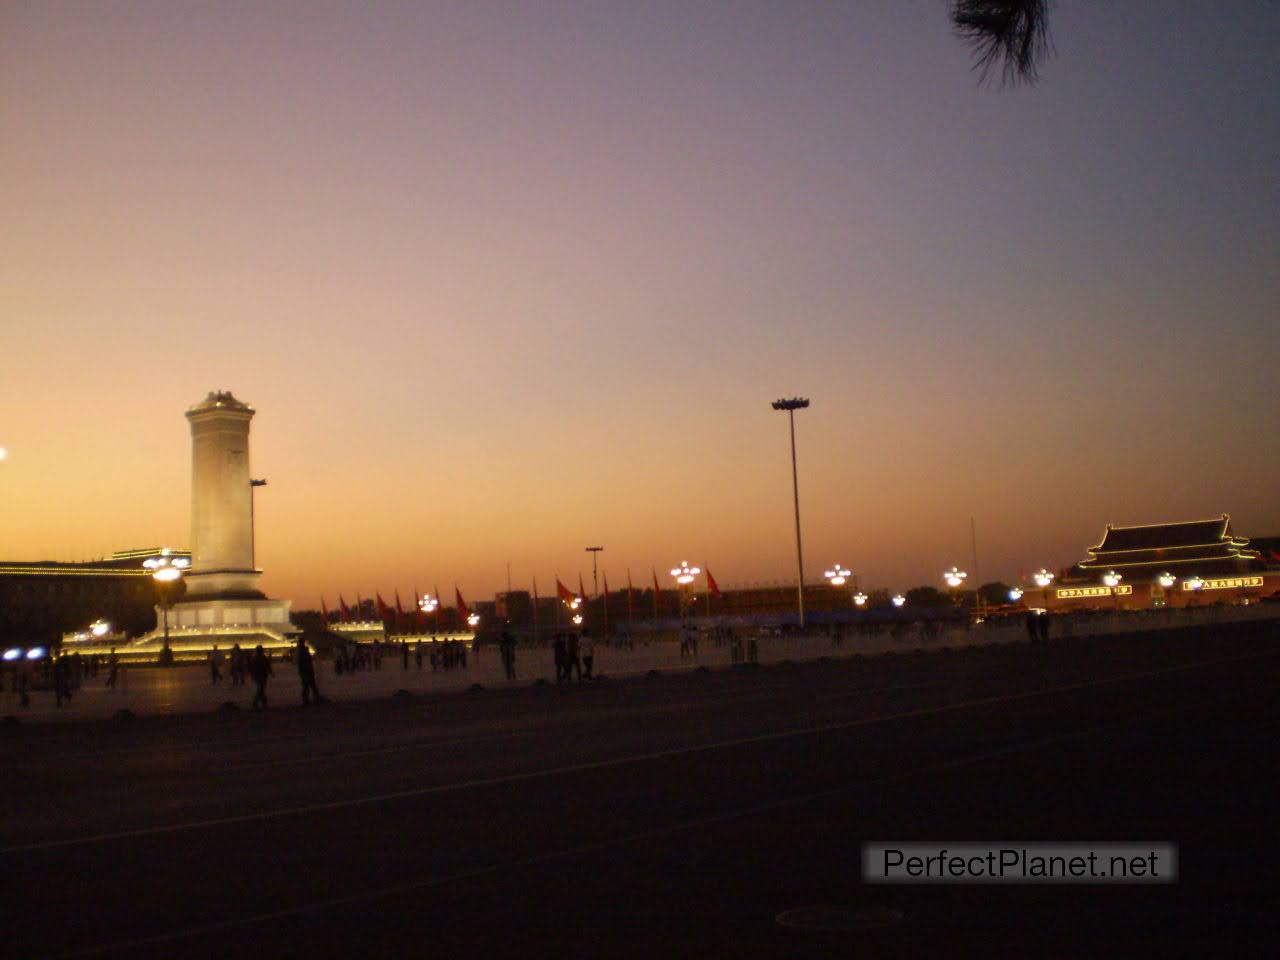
[772,397,810,629]
[1157,572,1176,589]
[90,619,112,638]
[1031,568,1055,609]
[419,594,439,634]
[143,550,190,665]
[853,592,868,608]
[467,612,481,629]
[1102,570,1123,611]
[670,561,700,620]
[943,566,968,610]
[1008,586,1024,603]
[572,613,584,626]
[824,565,851,588]
[1185,575,1204,592]
[891,594,906,608]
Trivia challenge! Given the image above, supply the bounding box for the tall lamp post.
[772,397,810,629]
[670,561,700,620]
[585,547,603,598]
[143,550,189,665]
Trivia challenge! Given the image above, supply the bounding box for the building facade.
[1039,515,1279,612]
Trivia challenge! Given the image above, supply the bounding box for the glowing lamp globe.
[891,594,906,608]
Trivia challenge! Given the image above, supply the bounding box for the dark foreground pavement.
[3,620,1278,958]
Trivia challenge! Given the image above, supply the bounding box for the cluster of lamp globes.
[416,593,481,628]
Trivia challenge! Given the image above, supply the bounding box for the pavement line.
[4,648,1266,855]
[50,699,1230,960]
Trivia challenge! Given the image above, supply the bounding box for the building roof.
[1077,514,1259,574]
[1093,516,1236,553]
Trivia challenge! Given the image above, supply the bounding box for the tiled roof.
[1094,516,1232,553]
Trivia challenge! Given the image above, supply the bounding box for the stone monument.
[129,391,295,657]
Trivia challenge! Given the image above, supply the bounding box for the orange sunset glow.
[2,3,1277,608]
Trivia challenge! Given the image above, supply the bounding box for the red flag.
[652,568,661,596]
[455,586,470,620]
[556,577,575,604]
[376,592,390,621]
[578,572,588,603]
[603,572,610,633]
[413,585,424,627]
[321,595,330,625]
[626,568,635,623]
[356,593,366,621]
[339,594,350,621]
[395,589,404,617]
[706,568,722,599]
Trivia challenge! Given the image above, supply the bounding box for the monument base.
[101,598,299,662]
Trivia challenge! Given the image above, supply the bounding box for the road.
[2,620,1277,958]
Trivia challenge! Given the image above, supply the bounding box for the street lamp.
[1102,570,1123,611]
[943,566,967,609]
[419,593,439,634]
[1157,571,1176,607]
[90,619,111,638]
[467,612,481,629]
[585,546,603,597]
[853,592,868,608]
[572,613,584,626]
[891,594,906,608]
[143,550,189,664]
[670,561,700,620]
[1185,575,1204,592]
[1032,568,1055,609]
[1008,586,1024,602]
[772,397,810,629]
[824,565,851,587]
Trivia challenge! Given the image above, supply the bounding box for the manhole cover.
[775,905,903,933]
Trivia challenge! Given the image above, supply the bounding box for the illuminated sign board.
[1056,585,1132,599]
[1182,576,1264,592]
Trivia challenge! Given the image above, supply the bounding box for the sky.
[2,1,1278,606]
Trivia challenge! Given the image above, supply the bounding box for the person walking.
[249,645,273,710]
[499,631,517,681]
[553,634,567,683]
[580,629,595,681]
[209,645,223,685]
[105,648,119,688]
[567,632,581,682]
[53,654,72,708]
[230,643,245,686]
[296,638,321,706]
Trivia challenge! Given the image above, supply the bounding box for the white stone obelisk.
[184,391,262,598]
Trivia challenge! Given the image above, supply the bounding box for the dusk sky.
[2,1,1278,606]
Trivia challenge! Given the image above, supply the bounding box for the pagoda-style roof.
[1079,515,1258,571]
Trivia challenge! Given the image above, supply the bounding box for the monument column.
[184,391,263,598]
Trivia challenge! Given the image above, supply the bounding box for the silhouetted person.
[581,629,594,680]
[230,643,246,686]
[296,639,321,705]
[553,634,567,683]
[402,641,409,671]
[1025,611,1039,643]
[105,648,119,688]
[499,631,517,681]
[209,645,223,684]
[567,632,581,682]
[1037,611,1051,643]
[53,655,72,708]
[249,645,273,710]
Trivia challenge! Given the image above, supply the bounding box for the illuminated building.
[1045,515,1278,611]
[0,548,189,645]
